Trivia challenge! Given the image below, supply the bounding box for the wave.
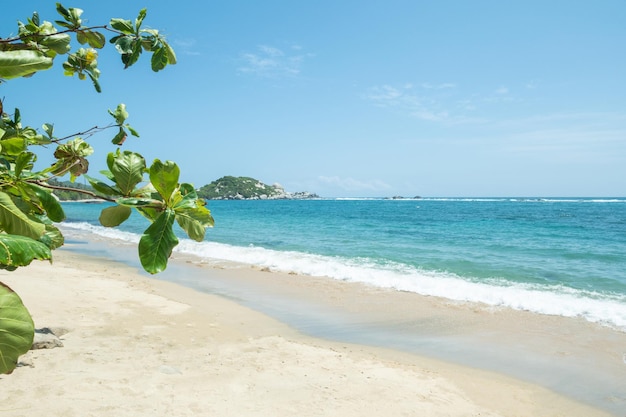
[419,197,626,203]
[60,221,626,331]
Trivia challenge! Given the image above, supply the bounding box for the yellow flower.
[84,49,97,65]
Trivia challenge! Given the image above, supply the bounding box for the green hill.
[197,176,318,200]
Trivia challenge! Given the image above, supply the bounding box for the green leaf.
[38,33,72,55]
[112,35,133,54]
[86,70,101,93]
[0,192,45,240]
[111,129,126,145]
[99,204,131,227]
[149,159,179,202]
[165,43,177,65]
[108,150,146,196]
[27,184,65,223]
[135,9,147,31]
[40,223,64,250]
[126,125,140,137]
[0,235,51,270]
[109,18,134,34]
[0,282,35,374]
[123,39,143,68]
[108,103,129,125]
[55,3,72,23]
[78,30,106,49]
[138,209,178,274]
[175,206,214,242]
[116,197,163,208]
[151,46,168,72]
[42,123,54,139]
[15,152,36,177]
[171,183,199,210]
[0,50,53,80]
[86,176,120,197]
[0,137,27,155]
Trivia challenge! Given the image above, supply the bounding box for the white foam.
[60,221,626,331]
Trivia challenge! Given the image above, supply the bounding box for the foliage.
[198,176,282,200]
[0,4,213,374]
[0,283,34,374]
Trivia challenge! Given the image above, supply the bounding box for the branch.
[0,25,123,45]
[51,123,117,143]
[32,179,116,203]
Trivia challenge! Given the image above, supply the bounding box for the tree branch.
[0,25,123,45]
[32,180,116,203]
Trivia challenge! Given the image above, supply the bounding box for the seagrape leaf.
[0,50,53,79]
[0,282,35,374]
[138,209,178,274]
[99,204,131,227]
[0,192,45,240]
[149,159,179,202]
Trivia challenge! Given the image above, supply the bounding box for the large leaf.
[107,150,145,196]
[0,234,52,269]
[27,184,65,223]
[0,50,53,79]
[171,183,198,210]
[0,282,34,374]
[138,209,178,274]
[116,197,163,208]
[0,137,27,155]
[99,204,131,227]
[149,159,179,202]
[176,206,214,242]
[0,192,45,240]
[85,176,120,197]
[40,223,64,251]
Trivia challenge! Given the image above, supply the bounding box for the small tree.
[0,4,214,374]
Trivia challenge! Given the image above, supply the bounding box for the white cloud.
[421,82,456,89]
[173,38,201,56]
[495,86,509,94]
[238,44,313,78]
[364,83,452,122]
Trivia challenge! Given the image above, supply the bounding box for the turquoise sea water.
[59,198,626,330]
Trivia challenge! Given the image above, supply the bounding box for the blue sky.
[1,1,624,197]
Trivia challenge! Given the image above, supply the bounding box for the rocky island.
[196,176,319,200]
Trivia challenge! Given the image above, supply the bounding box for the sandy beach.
[0,248,621,417]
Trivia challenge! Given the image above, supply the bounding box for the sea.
[58,197,626,332]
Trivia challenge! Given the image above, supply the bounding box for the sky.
[1,1,625,197]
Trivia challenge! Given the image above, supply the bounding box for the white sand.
[0,250,614,417]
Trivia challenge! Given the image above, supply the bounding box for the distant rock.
[197,176,319,200]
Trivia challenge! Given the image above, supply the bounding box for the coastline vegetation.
[0,4,211,374]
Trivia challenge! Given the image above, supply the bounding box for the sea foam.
[61,221,626,331]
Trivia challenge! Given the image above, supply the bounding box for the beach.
[0,247,621,417]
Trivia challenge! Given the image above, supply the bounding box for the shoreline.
[0,248,621,416]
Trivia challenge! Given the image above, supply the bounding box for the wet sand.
[0,247,622,416]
